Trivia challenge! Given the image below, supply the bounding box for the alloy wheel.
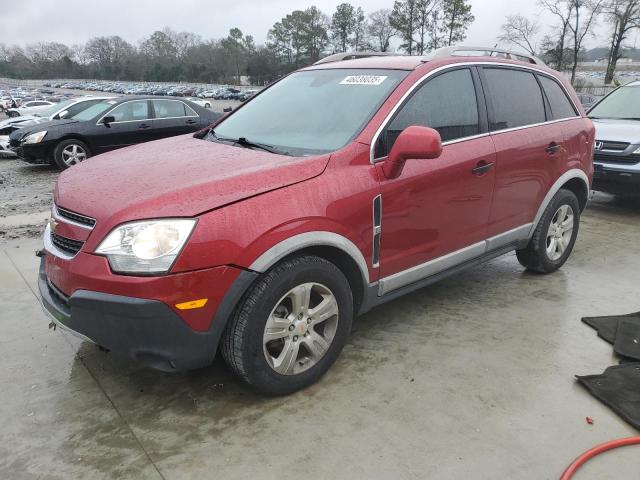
[263,282,339,376]
[61,144,87,166]
[546,204,574,261]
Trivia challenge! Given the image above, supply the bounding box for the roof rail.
[424,46,546,66]
[313,51,403,66]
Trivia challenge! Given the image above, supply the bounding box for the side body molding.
[527,168,590,238]
[248,231,371,284]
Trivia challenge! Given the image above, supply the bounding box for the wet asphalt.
[1,112,640,477]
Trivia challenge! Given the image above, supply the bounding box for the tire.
[205,103,211,109]
[53,139,91,170]
[221,255,353,395]
[8,111,19,118]
[516,189,580,273]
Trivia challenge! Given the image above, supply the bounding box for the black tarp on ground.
[577,363,640,430]
[582,312,640,347]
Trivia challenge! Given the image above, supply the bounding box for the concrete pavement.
[1,194,639,479]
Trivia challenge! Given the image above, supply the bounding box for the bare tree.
[604,0,640,84]
[499,15,540,54]
[539,0,575,70]
[368,9,396,51]
[568,0,605,84]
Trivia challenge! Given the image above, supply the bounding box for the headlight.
[95,219,196,274]
[632,146,640,154]
[22,130,47,144]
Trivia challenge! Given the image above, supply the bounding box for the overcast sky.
[2,0,627,52]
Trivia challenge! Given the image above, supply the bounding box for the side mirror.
[101,115,115,126]
[223,107,233,113]
[54,110,69,120]
[382,126,442,179]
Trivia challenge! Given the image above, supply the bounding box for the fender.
[248,231,371,285]
[528,168,590,238]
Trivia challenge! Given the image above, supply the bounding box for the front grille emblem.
[595,141,604,151]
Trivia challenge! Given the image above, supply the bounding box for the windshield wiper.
[208,130,290,156]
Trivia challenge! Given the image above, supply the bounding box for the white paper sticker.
[340,75,388,86]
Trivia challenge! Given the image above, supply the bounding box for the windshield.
[71,100,118,121]
[36,99,74,118]
[589,86,640,119]
[212,69,408,156]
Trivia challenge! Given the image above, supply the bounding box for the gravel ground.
[0,95,240,247]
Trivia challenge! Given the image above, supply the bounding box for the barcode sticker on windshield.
[340,75,388,86]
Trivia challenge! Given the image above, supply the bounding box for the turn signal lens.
[175,298,208,310]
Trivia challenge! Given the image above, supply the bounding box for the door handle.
[138,123,151,129]
[185,119,197,124]
[546,142,562,154]
[472,161,495,176]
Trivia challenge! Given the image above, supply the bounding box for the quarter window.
[483,68,546,130]
[539,76,578,120]
[109,100,150,122]
[377,68,480,157]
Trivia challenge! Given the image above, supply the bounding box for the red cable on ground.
[560,436,640,480]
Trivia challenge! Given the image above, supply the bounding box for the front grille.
[56,206,96,228]
[597,140,629,151]
[51,233,84,256]
[594,153,640,165]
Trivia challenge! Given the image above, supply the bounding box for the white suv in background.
[589,81,640,196]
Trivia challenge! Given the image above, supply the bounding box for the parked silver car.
[589,81,640,196]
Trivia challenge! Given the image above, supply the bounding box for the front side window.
[539,76,577,120]
[376,68,480,157]
[212,68,408,156]
[109,100,150,122]
[588,86,640,120]
[484,68,546,130]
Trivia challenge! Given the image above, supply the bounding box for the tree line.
[0,0,473,85]
[499,0,640,84]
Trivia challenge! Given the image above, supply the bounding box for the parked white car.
[6,100,55,117]
[0,96,114,136]
[0,135,15,158]
[184,97,211,109]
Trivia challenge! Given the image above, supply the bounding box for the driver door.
[92,100,155,153]
[374,66,497,281]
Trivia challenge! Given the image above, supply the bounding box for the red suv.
[40,47,594,395]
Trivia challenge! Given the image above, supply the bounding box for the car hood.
[55,134,330,225]
[591,118,640,144]
[0,115,38,129]
[9,119,78,141]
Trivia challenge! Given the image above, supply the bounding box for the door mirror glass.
[383,126,442,179]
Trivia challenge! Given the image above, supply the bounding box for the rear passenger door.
[151,100,200,140]
[480,67,565,238]
[375,67,497,278]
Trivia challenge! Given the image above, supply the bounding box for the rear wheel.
[516,189,580,273]
[53,139,91,170]
[221,255,353,395]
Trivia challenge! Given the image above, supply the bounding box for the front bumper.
[593,163,640,195]
[39,255,258,371]
[11,142,52,163]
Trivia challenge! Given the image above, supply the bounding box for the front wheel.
[221,255,353,395]
[53,139,91,170]
[205,103,211,109]
[516,189,580,273]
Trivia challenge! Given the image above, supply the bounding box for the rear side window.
[483,68,546,131]
[153,100,194,118]
[110,100,150,122]
[539,76,578,120]
[377,68,480,156]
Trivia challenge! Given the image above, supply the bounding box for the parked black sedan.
[9,96,220,169]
